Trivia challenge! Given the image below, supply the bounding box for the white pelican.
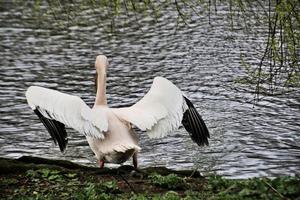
[25,55,209,168]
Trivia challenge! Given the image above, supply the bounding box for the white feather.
[26,86,108,139]
[112,77,188,138]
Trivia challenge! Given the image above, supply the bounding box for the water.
[0,2,299,178]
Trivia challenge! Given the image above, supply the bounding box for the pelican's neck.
[94,71,107,106]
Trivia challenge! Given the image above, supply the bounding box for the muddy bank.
[0,156,299,199]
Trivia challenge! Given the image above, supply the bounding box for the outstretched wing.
[26,86,108,152]
[112,77,210,146]
[182,97,210,146]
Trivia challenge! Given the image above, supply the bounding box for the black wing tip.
[33,108,68,153]
[58,138,68,152]
[183,96,194,107]
[182,96,210,147]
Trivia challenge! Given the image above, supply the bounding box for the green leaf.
[65,173,77,178]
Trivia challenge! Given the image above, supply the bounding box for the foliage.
[2,168,120,200]
[26,168,65,181]
[74,182,119,200]
[206,175,300,200]
[240,0,300,100]
[1,166,300,200]
[162,191,181,200]
[149,173,186,190]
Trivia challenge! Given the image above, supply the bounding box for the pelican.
[25,55,209,168]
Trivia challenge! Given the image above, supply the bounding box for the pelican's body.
[86,106,140,165]
[26,55,210,168]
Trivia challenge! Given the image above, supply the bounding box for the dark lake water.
[0,2,299,178]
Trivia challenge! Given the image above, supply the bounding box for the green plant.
[73,181,120,200]
[100,180,120,193]
[0,178,18,186]
[149,173,186,190]
[162,191,180,200]
[129,194,149,200]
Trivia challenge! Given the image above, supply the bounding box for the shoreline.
[1,156,299,199]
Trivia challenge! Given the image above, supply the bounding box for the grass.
[0,157,299,200]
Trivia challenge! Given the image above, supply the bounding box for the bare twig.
[118,173,137,194]
[208,0,211,24]
[262,179,287,200]
[255,0,279,101]
[174,0,189,26]
[188,167,199,178]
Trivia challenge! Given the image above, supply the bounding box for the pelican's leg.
[133,152,138,169]
[99,159,105,168]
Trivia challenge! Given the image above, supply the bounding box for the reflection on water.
[0,2,299,178]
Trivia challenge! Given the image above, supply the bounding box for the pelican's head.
[95,55,109,73]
